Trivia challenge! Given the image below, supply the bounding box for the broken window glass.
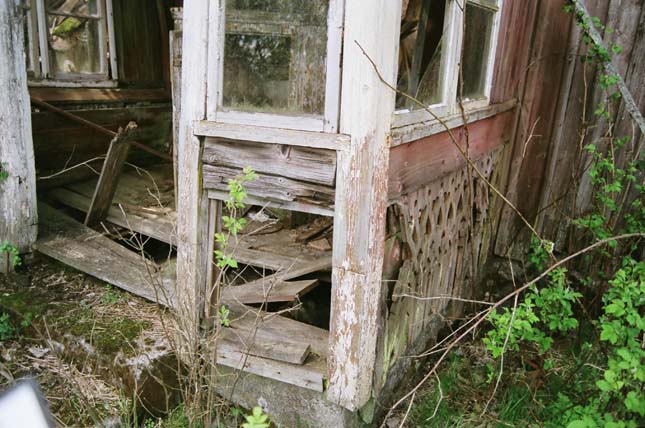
[45,0,102,77]
[396,0,447,110]
[459,2,495,100]
[222,0,329,115]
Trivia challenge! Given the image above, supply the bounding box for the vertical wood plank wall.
[495,0,645,256]
[0,0,38,273]
[537,0,645,248]
[494,0,574,256]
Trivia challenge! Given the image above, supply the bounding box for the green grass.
[404,341,605,428]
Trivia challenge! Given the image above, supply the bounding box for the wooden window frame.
[206,0,345,133]
[26,0,118,88]
[392,0,503,129]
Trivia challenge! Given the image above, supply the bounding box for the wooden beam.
[84,122,137,225]
[203,138,338,186]
[194,122,351,151]
[0,1,38,273]
[175,0,212,342]
[327,0,401,411]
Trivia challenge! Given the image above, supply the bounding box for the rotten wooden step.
[220,331,311,365]
[222,279,319,305]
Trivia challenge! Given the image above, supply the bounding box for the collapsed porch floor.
[37,163,334,393]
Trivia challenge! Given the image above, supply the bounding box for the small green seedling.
[242,407,269,428]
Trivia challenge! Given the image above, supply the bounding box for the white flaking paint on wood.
[328,0,402,411]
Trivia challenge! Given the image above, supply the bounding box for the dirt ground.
[0,255,181,427]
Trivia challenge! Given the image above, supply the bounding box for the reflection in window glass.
[46,0,102,76]
[459,2,494,100]
[223,0,329,115]
[396,0,446,110]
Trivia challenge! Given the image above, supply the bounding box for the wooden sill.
[390,98,518,147]
[28,87,171,104]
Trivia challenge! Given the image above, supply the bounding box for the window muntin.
[222,0,330,115]
[25,0,116,86]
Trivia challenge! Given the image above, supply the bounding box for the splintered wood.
[85,122,138,226]
[35,203,175,306]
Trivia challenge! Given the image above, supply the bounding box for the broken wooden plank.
[48,188,176,245]
[225,301,329,358]
[203,138,337,186]
[35,202,175,306]
[194,121,350,151]
[207,190,334,217]
[85,122,137,225]
[220,332,311,365]
[243,256,332,285]
[222,279,319,305]
[203,165,335,210]
[216,340,324,392]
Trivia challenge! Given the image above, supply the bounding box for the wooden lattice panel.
[379,148,504,386]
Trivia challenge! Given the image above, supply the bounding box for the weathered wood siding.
[536,0,645,250]
[0,0,38,271]
[32,104,171,179]
[496,0,645,256]
[494,0,574,256]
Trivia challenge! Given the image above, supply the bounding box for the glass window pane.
[459,2,494,100]
[47,0,99,17]
[396,0,447,110]
[46,0,102,76]
[223,0,329,115]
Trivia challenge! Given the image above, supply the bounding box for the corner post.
[0,0,38,273]
[176,0,211,341]
[328,0,402,411]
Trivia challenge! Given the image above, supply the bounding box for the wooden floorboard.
[36,203,329,391]
[35,202,176,306]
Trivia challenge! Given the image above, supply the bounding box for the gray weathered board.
[202,164,335,210]
[222,279,319,304]
[202,138,337,186]
[84,122,137,225]
[35,202,176,306]
[0,0,38,272]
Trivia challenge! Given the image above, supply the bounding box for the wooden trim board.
[194,121,350,151]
